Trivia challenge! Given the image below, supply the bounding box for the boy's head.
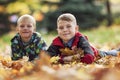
[17,14,36,42]
[57,13,78,43]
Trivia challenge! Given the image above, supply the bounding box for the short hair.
[17,14,36,27]
[57,13,77,25]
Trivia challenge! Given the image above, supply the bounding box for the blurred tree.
[6,0,42,15]
[0,0,44,35]
[42,0,104,31]
[0,13,10,35]
[0,0,17,35]
[0,0,16,5]
[106,0,112,26]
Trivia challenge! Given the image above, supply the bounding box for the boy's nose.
[63,27,67,31]
[23,25,28,29]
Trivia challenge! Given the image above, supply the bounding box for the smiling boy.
[11,14,47,61]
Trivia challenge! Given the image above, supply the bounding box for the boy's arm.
[47,45,65,63]
[80,54,94,64]
[35,32,47,51]
[38,38,47,51]
[78,37,94,64]
[11,44,22,60]
[47,44,59,57]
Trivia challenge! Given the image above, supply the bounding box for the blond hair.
[17,14,36,28]
[57,13,77,25]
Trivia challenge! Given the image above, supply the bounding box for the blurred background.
[0,0,120,52]
[0,0,120,33]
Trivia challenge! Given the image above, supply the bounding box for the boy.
[11,14,47,61]
[47,13,118,64]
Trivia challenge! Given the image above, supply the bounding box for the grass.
[80,25,120,49]
[81,26,119,43]
[0,25,120,51]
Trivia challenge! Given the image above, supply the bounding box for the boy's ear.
[75,25,79,31]
[34,27,36,31]
[16,26,19,32]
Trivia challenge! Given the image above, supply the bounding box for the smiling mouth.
[63,33,69,35]
[22,32,29,33]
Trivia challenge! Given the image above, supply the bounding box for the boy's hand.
[63,56,73,62]
[63,53,81,62]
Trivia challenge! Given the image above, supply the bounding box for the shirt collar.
[63,37,75,48]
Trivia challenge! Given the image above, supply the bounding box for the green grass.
[0,32,14,51]
[80,26,120,49]
[0,26,120,51]
[84,26,120,43]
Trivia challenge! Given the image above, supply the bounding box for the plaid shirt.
[11,32,47,61]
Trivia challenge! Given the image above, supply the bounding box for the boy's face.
[57,20,78,43]
[17,19,35,42]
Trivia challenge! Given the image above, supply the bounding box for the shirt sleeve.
[81,54,94,64]
[11,43,22,60]
[78,36,95,64]
[78,36,94,56]
[47,44,60,57]
[38,37,47,51]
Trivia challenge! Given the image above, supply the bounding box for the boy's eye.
[66,25,71,28]
[58,26,64,30]
[58,25,71,30]
[27,25,32,28]
[19,25,32,28]
[20,25,24,28]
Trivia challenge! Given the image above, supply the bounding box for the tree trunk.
[106,0,112,26]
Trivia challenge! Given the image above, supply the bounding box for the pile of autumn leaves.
[0,51,120,80]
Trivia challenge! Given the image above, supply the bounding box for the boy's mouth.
[22,32,29,33]
[63,33,70,36]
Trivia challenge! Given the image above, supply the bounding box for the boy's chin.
[64,37,72,40]
[22,35,31,39]
[63,38,71,42]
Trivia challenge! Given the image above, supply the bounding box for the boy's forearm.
[11,51,22,61]
[81,54,94,64]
